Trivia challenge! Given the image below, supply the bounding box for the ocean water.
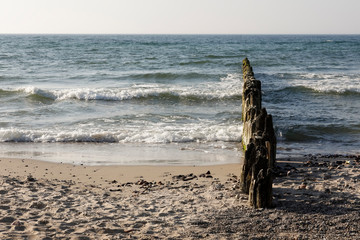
[0,34,359,165]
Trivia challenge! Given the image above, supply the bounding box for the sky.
[0,0,359,34]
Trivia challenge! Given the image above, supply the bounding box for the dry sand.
[0,155,359,239]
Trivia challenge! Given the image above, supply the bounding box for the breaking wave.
[3,73,243,102]
[0,123,243,144]
[266,72,360,95]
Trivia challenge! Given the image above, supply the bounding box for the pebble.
[30,201,47,209]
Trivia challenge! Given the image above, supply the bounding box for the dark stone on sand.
[136,179,149,186]
[199,171,213,178]
[38,219,49,225]
[122,182,133,187]
[0,216,16,223]
[30,201,47,209]
[12,220,25,231]
[172,173,197,181]
[0,205,10,210]
[109,188,122,192]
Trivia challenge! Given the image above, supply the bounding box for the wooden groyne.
[240,58,276,208]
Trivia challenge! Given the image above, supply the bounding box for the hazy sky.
[1,0,359,34]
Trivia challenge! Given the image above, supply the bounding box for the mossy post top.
[242,58,254,80]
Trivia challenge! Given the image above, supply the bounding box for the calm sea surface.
[0,35,359,164]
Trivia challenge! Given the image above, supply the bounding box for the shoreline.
[0,157,242,186]
[1,155,359,239]
[0,142,243,166]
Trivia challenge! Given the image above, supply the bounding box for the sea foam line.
[0,123,243,144]
[269,72,360,93]
[11,73,243,101]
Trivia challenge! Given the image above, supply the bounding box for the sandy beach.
[0,155,359,239]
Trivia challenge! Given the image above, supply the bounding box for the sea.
[0,34,359,165]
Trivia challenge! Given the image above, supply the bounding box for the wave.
[265,72,360,95]
[276,85,360,96]
[0,89,17,97]
[280,124,360,143]
[0,124,243,144]
[3,73,242,102]
[16,87,241,102]
[282,129,320,142]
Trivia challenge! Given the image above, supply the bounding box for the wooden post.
[240,58,276,208]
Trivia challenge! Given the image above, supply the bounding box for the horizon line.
[1,33,360,36]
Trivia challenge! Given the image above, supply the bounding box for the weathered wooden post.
[240,58,276,208]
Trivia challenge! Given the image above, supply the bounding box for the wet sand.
[0,155,359,239]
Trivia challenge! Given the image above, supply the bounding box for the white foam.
[15,73,243,101]
[3,73,243,149]
[292,73,360,93]
[0,123,243,144]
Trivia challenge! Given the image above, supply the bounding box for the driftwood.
[240,58,276,208]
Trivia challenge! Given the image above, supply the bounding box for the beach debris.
[172,173,197,181]
[199,171,213,178]
[136,179,148,186]
[239,58,276,209]
[121,182,133,187]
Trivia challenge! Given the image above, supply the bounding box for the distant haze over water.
[0,35,359,164]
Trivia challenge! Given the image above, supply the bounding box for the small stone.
[30,201,47,209]
[27,175,36,182]
[38,219,49,225]
[12,220,25,231]
[109,188,122,192]
[0,217,16,223]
